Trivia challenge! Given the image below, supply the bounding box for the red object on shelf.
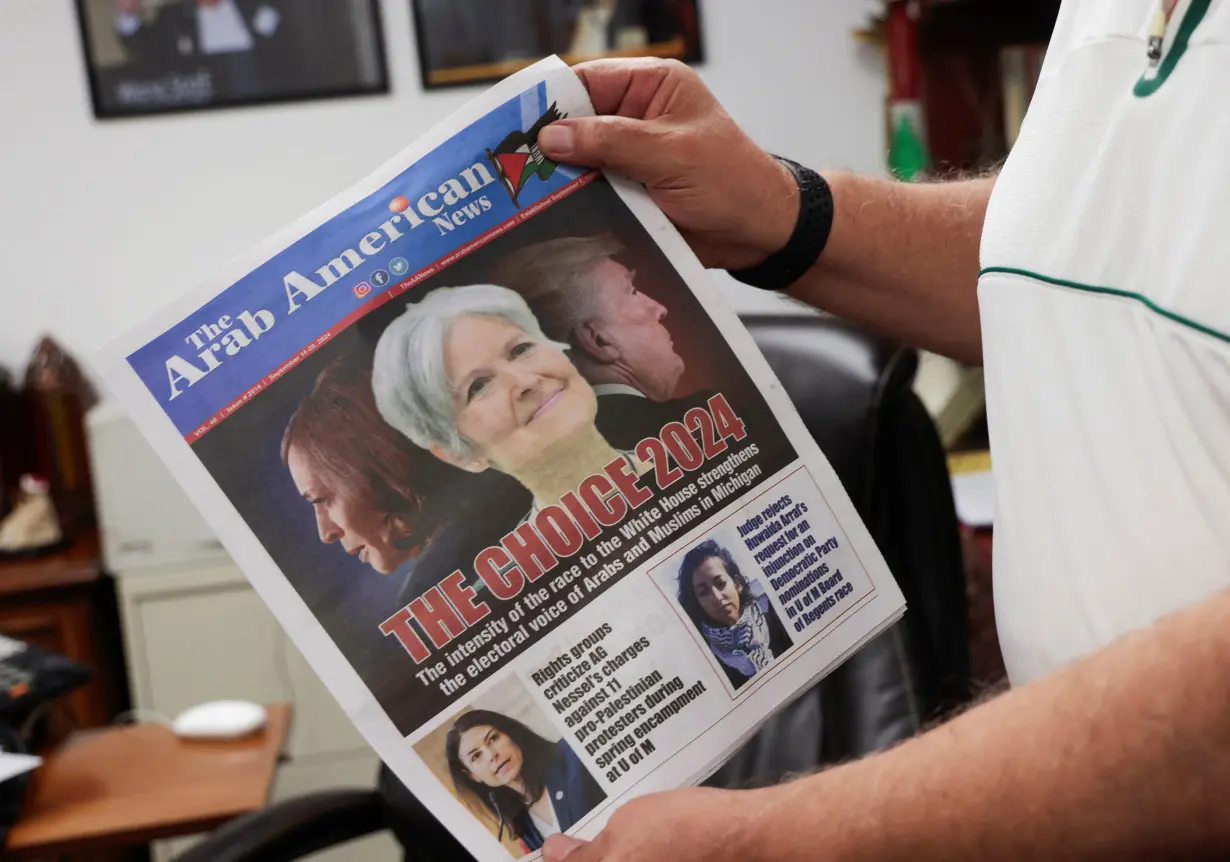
[887,0,922,100]
[885,1,930,179]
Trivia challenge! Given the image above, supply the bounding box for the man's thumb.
[543,834,588,861]
[538,117,670,181]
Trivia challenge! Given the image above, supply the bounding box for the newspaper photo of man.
[371,284,648,523]
[676,539,793,690]
[493,233,715,450]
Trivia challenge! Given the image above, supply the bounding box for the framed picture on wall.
[411,0,704,90]
[75,0,389,119]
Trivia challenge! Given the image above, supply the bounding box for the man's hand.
[553,587,1230,862]
[543,786,775,862]
[537,59,797,271]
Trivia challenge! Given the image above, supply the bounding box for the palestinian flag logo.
[486,103,566,208]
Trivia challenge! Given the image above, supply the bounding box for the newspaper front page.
[98,57,905,861]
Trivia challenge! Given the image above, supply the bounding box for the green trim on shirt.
[979,265,1230,346]
[1134,0,1212,97]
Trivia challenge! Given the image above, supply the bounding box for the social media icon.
[353,281,372,298]
[389,257,409,277]
[371,269,390,288]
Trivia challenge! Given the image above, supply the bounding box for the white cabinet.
[115,561,401,862]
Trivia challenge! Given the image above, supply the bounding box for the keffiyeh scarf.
[702,597,773,678]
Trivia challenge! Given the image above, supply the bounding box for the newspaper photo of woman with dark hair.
[677,539,793,690]
[281,350,529,601]
[445,708,605,854]
[282,351,452,577]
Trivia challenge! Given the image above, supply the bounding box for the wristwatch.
[728,156,834,292]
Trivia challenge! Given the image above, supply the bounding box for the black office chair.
[176,313,972,862]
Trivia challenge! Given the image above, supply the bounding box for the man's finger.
[538,115,677,183]
[543,834,590,862]
[569,57,677,117]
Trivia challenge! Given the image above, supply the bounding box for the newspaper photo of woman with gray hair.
[371,283,648,523]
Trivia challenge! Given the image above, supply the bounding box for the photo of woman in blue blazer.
[445,709,606,853]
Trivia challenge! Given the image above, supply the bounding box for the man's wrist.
[729,157,834,291]
[749,155,801,262]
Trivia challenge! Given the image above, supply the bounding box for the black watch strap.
[728,157,833,292]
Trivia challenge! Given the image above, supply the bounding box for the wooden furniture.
[948,450,1007,689]
[88,404,397,861]
[5,703,291,858]
[114,561,399,862]
[961,524,1005,688]
[914,0,1061,173]
[855,0,1063,172]
[0,526,127,741]
[858,2,1064,453]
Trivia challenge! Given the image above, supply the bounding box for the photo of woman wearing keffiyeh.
[676,539,793,690]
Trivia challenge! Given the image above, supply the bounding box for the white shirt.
[980,0,1230,685]
[591,383,647,399]
[529,795,561,840]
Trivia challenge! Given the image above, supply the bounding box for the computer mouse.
[172,700,267,740]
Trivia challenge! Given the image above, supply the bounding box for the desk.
[6,703,291,858]
[0,526,127,740]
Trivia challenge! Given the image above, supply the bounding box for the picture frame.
[410,0,704,90]
[74,0,390,119]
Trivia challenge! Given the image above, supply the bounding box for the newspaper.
[98,57,905,861]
